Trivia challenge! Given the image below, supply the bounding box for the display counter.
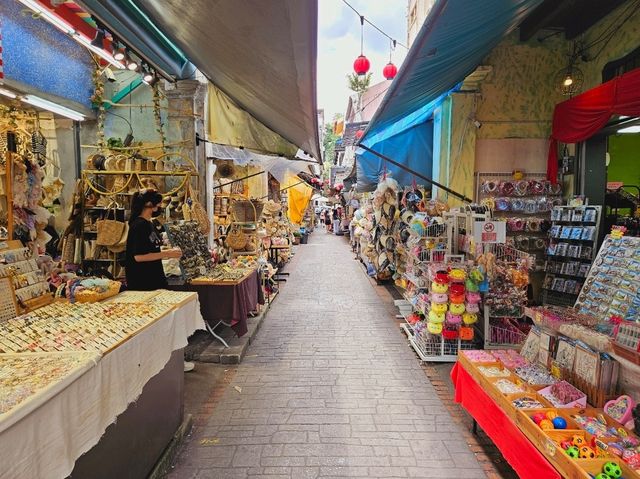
[0,290,204,479]
[452,352,640,479]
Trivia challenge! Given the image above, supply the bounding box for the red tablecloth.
[451,362,561,479]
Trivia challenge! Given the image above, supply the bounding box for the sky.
[317,0,409,123]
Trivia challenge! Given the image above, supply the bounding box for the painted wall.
[608,134,640,186]
[439,1,640,199]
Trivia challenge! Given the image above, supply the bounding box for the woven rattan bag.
[225,224,247,251]
[96,204,125,246]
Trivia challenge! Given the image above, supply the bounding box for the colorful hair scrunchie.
[511,198,525,211]
[514,180,529,196]
[501,181,515,196]
[483,181,499,194]
[524,200,537,214]
[496,197,510,211]
[530,180,545,195]
[527,219,541,232]
[534,238,547,250]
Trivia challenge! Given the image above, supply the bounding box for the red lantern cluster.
[353,55,370,76]
[383,62,398,80]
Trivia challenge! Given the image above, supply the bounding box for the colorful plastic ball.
[560,440,572,450]
[579,445,596,459]
[545,411,558,420]
[603,461,622,478]
[565,446,580,458]
[552,417,567,429]
[539,419,554,430]
[571,435,586,447]
[532,412,546,425]
[595,473,611,479]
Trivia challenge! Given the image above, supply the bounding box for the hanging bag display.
[95,203,125,246]
[186,180,210,235]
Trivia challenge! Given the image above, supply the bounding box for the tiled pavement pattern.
[169,232,487,479]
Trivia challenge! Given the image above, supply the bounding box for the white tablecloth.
[0,296,205,479]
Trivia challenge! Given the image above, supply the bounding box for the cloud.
[318,0,408,120]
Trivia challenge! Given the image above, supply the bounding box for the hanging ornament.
[383,63,397,80]
[355,129,364,140]
[353,15,370,76]
[383,39,397,80]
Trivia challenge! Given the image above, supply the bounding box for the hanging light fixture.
[125,52,139,71]
[353,15,370,76]
[113,40,126,62]
[142,65,154,83]
[382,39,398,80]
[555,43,584,96]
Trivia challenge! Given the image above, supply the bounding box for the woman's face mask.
[151,205,162,217]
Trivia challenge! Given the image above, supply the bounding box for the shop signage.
[473,221,506,244]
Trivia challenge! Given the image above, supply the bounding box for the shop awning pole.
[212,170,266,191]
[357,144,473,203]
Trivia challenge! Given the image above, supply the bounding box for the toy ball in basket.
[68,278,121,303]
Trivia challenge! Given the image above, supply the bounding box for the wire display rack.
[401,324,479,362]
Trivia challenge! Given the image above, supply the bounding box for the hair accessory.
[549,183,563,195]
[500,181,515,196]
[496,197,510,211]
[537,197,550,212]
[511,199,525,211]
[529,180,544,195]
[534,238,547,250]
[515,180,529,196]
[482,180,499,194]
[508,218,524,231]
[526,219,541,232]
[524,199,537,214]
[481,197,496,210]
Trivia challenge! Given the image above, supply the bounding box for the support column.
[164,79,207,204]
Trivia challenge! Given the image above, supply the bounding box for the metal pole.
[212,170,266,191]
[357,143,473,203]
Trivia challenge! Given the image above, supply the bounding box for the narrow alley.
[169,233,486,479]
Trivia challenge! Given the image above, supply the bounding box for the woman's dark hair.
[130,189,163,223]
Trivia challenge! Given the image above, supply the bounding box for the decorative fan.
[217,161,235,178]
[555,64,584,96]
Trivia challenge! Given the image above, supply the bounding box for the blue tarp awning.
[362,0,542,143]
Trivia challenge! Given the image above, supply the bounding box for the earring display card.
[574,235,640,322]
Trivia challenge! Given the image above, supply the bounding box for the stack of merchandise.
[368,177,400,278]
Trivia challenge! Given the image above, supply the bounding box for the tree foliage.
[346,73,372,95]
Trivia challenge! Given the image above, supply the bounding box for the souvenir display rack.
[0,241,52,312]
[475,171,563,272]
[454,351,640,479]
[0,152,14,241]
[574,235,640,323]
[480,243,534,350]
[164,220,214,282]
[543,205,602,307]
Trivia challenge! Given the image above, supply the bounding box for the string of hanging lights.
[341,0,403,80]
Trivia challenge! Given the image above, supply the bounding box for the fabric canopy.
[356,121,434,191]
[133,0,321,160]
[284,172,313,225]
[362,0,542,143]
[548,67,640,182]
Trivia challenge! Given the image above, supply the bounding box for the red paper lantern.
[383,62,398,80]
[355,129,364,140]
[353,55,370,76]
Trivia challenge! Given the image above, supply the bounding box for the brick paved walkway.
[169,232,486,479]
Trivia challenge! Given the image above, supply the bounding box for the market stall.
[0,284,204,479]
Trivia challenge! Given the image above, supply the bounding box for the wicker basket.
[231,199,263,223]
[74,282,121,303]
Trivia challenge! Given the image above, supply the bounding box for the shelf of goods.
[543,205,602,307]
[476,172,563,271]
[0,289,204,479]
[80,166,197,277]
[478,242,534,350]
[454,351,640,479]
[400,251,482,363]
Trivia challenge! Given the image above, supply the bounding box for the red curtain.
[547,67,640,182]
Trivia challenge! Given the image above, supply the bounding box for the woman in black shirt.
[125,189,182,290]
